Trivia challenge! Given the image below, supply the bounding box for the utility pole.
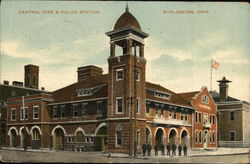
[133,43,137,157]
[22,96,27,151]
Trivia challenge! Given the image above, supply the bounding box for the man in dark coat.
[154,144,158,156]
[147,144,152,156]
[178,144,182,156]
[166,143,171,156]
[161,144,165,155]
[172,143,176,156]
[183,144,188,156]
[142,143,147,156]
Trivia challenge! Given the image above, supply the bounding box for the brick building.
[0,64,47,147]
[6,7,218,155]
[210,77,250,147]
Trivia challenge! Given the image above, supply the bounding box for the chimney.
[217,77,232,101]
[12,81,24,87]
[77,65,103,82]
[3,80,9,85]
[24,64,39,89]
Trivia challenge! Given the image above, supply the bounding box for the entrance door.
[155,128,164,149]
[169,129,177,146]
[54,128,65,150]
[95,126,107,151]
[10,129,17,147]
[181,130,188,146]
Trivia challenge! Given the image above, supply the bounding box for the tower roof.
[113,11,141,30]
[217,77,232,83]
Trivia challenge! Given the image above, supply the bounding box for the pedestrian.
[166,143,171,156]
[178,144,182,156]
[142,143,147,156]
[172,143,176,156]
[154,144,158,156]
[147,144,152,156]
[161,144,165,155]
[183,144,187,156]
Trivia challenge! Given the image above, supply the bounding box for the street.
[0,149,249,163]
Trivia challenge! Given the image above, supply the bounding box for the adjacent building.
[0,64,47,147]
[6,7,218,155]
[210,77,250,147]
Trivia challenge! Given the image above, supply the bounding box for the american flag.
[211,60,220,69]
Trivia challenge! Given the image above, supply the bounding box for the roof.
[113,11,141,30]
[177,91,199,103]
[209,91,239,102]
[146,82,192,108]
[50,74,109,104]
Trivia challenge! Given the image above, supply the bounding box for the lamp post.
[22,96,27,151]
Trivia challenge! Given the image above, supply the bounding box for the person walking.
[178,144,182,156]
[147,144,152,156]
[154,144,158,156]
[183,144,187,156]
[161,144,165,155]
[172,143,176,156]
[142,143,147,156]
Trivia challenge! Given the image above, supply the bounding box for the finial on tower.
[126,2,129,12]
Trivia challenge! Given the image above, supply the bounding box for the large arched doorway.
[31,128,41,149]
[54,128,65,150]
[20,128,29,148]
[9,129,17,147]
[95,125,107,151]
[146,127,152,145]
[155,128,164,149]
[169,129,177,146]
[180,130,188,146]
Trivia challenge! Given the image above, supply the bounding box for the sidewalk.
[102,147,250,159]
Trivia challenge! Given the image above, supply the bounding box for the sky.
[0,1,249,101]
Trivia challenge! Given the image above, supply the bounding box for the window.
[212,115,215,124]
[212,132,215,143]
[137,130,141,149]
[199,113,202,123]
[195,131,198,144]
[136,98,140,114]
[67,136,74,143]
[33,106,39,119]
[97,101,103,116]
[20,107,28,120]
[116,125,122,147]
[180,114,183,120]
[201,95,209,104]
[61,105,66,118]
[173,112,177,119]
[116,98,123,114]
[229,132,236,141]
[52,106,58,119]
[195,112,198,123]
[116,69,123,81]
[185,114,188,121]
[168,111,172,119]
[199,131,202,143]
[230,112,235,121]
[76,131,85,142]
[82,103,88,117]
[135,69,139,81]
[32,129,40,140]
[146,106,150,114]
[73,104,78,117]
[210,115,212,124]
[11,109,16,121]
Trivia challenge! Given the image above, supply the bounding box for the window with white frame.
[11,108,16,121]
[229,131,236,141]
[116,98,123,114]
[73,104,78,117]
[199,131,202,143]
[116,69,123,81]
[116,125,122,147]
[201,95,209,104]
[195,131,199,144]
[185,114,188,121]
[82,103,88,117]
[20,107,28,120]
[136,98,140,114]
[60,105,66,118]
[173,112,177,119]
[97,101,103,116]
[52,106,58,119]
[33,106,39,119]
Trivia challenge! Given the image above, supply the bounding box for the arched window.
[76,131,85,142]
[32,128,40,140]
